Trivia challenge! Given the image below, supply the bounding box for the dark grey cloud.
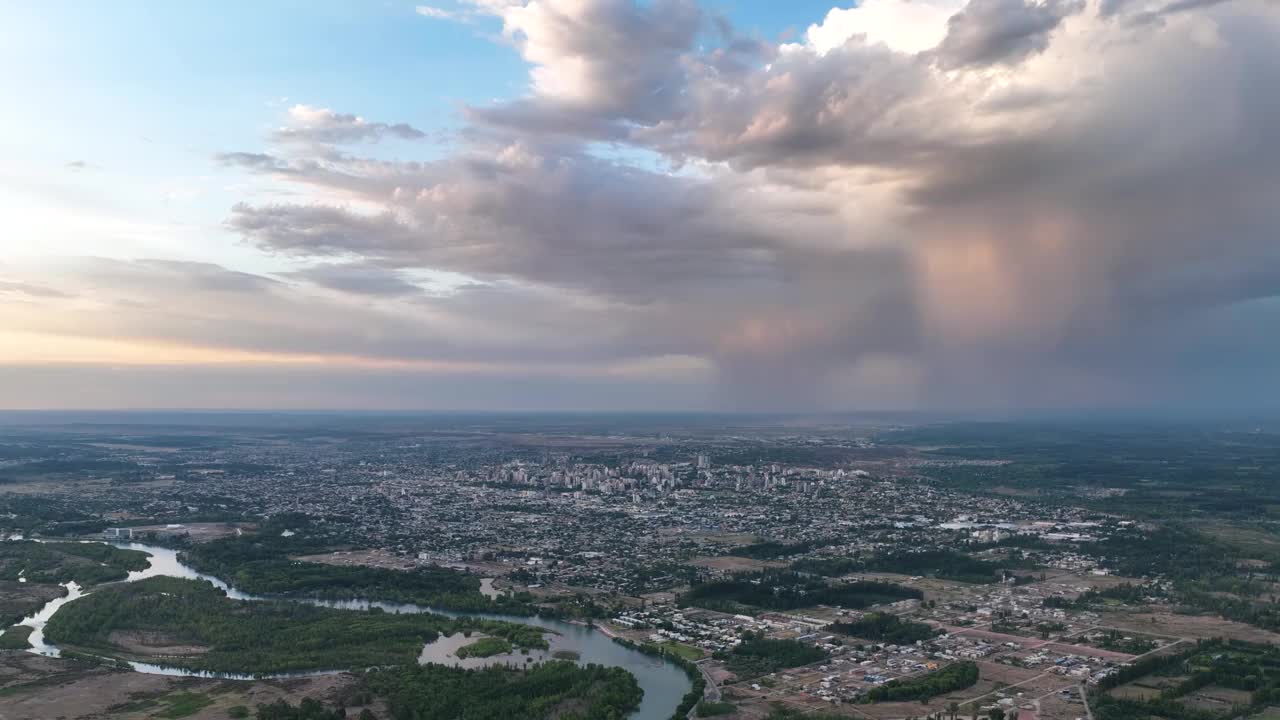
[1108,0,1248,22]
[935,0,1081,68]
[224,144,859,305]
[227,203,423,257]
[465,101,632,142]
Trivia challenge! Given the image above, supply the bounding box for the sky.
[1,0,1279,412]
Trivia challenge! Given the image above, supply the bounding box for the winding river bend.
[12,542,692,720]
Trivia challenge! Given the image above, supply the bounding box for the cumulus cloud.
[795,0,962,55]
[149,0,1280,409]
[466,0,706,136]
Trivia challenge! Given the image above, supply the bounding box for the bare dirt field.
[1074,574,1152,591]
[1184,686,1254,709]
[852,698,960,719]
[1040,642,1135,662]
[847,572,1039,607]
[734,657,1077,720]
[1096,610,1280,645]
[295,548,419,570]
[668,531,759,545]
[1110,683,1163,701]
[946,627,1053,646]
[122,523,249,543]
[1037,693,1087,720]
[106,630,209,657]
[0,653,367,720]
[688,556,786,573]
[0,478,175,497]
[975,661,1048,686]
[729,698,788,720]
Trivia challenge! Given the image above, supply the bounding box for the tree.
[989,707,1005,720]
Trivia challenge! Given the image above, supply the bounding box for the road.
[687,659,721,719]
[1080,684,1096,720]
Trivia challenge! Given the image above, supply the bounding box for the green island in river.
[0,540,150,586]
[0,540,152,626]
[175,518,546,615]
[455,636,515,659]
[43,576,547,675]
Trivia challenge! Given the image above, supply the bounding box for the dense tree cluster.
[1086,527,1237,580]
[864,551,1002,584]
[790,557,863,577]
[714,633,828,679]
[732,539,834,560]
[863,662,979,702]
[1096,639,1280,720]
[828,613,938,644]
[791,549,1003,584]
[695,700,735,716]
[0,540,149,586]
[1043,583,1166,610]
[681,571,921,612]
[363,661,642,720]
[256,698,372,720]
[1178,586,1280,633]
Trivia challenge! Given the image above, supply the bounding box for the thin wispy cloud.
[415,5,470,22]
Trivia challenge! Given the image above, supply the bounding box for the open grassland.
[0,652,369,720]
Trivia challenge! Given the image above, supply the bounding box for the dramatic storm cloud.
[5,0,1280,411]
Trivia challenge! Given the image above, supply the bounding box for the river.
[7,541,691,720]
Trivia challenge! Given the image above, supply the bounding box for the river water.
[8,542,690,720]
